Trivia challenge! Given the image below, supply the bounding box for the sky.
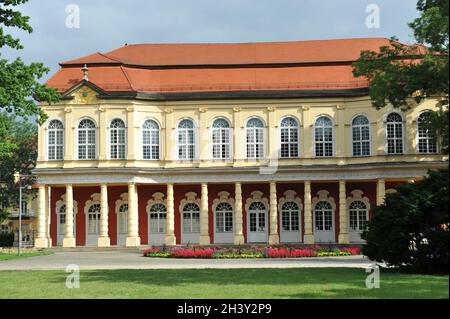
[2,0,421,81]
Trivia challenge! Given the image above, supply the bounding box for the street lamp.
[13,173,33,256]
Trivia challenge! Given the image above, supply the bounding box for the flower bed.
[143,245,361,259]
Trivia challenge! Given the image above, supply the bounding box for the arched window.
[48,120,64,160]
[418,112,437,153]
[386,113,403,154]
[212,118,231,159]
[110,119,126,159]
[182,202,200,233]
[142,119,160,160]
[149,203,166,234]
[215,202,233,233]
[58,204,67,234]
[248,201,266,232]
[314,116,333,157]
[352,115,370,156]
[246,118,264,159]
[178,119,195,160]
[314,201,333,231]
[281,201,299,231]
[349,201,368,231]
[118,203,128,234]
[280,117,299,158]
[87,203,101,234]
[78,119,96,160]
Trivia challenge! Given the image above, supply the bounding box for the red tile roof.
[46,38,412,96]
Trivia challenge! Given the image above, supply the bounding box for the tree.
[353,0,449,153]
[0,0,59,124]
[362,168,449,274]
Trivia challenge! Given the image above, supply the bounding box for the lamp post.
[13,173,33,256]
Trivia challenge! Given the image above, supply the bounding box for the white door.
[148,203,166,245]
[57,205,76,246]
[181,203,200,244]
[349,200,368,243]
[214,202,234,244]
[280,201,301,243]
[86,204,101,246]
[116,204,128,246]
[247,202,268,243]
[314,201,335,243]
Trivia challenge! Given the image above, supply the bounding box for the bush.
[0,233,14,247]
[362,168,449,274]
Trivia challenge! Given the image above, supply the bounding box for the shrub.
[170,248,214,259]
[0,233,14,247]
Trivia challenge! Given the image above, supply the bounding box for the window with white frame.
[58,204,67,234]
[246,118,264,159]
[118,203,128,234]
[1,224,10,234]
[178,119,195,160]
[248,201,266,232]
[281,201,299,231]
[142,119,160,160]
[215,202,233,233]
[110,119,126,159]
[314,201,333,231]
[386,113,403,154]
[352,115,370,156]
[349,201,368,231]
[78,119,96,160]
[212,118,231,159]
[48,120,64,160]
[280,117,299,158]
[314,116,333,157]
[87,204,101,234]
[149,203,166,234]
[182,202,200,233]
[418,112,437,154]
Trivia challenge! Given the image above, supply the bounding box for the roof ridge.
[120,66,135,91]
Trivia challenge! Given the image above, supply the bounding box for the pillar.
[338,180,349,244]
[126,183,140,247]
[35,185,49,248]
[233,182,245,244]
[199,183,210,245]
[268,181,279,244]
[303,181,314,244]
[376,179,386,206]
[63,184,76,247]
[45,186,52,247]
[97,184,110,247]
[165,184,176,245]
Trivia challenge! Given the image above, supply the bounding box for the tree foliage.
[362,168,449,274]
[353,0,449,153]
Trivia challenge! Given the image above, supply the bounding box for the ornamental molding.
[267,106,276,112]
[55,194,78,215]
[336,105,345,110]
[115,193,128,214]
[346,189,371,211]
[301,105,310,111]
[233,106,242,112]
[98,105,107,112]
[179,192,200,213]
[64,107,73,113]
[212,191,235,211]
[312,190,336,210]
[164,108,173,114]
[244,190,269,212]
[146,192,167,212]
[126,106,135,112]
[198,107,208,113]
[84,193,101,214]
[277,190,303,212]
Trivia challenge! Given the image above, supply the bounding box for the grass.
[0,249,52,261]
[0,268,447,299]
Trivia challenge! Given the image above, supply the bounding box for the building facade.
[34,38,448,247]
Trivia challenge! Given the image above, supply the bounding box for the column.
[35,185,49,248]
[45,186,52,247]
[63,184,76,247]
[199,183,210,244]
[98,184,110,247]
[336,105,346,159]
[126,183,140,247]
[233,182,245,244]
[268,181,279,244]
[165,184,176,245]
[98,106,107,162]
[303,181,314,244]
[376,179,386,206]
[338,180,349,244]
[126,106,136,166]
[63,107,74,167]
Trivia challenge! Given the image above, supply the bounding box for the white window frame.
[351,114,371,157]
[279,116,300,158]
[314,115,335,158]
[109,118,126,160]
[76,118,97,160]
[417,111,438,154]
[385,112,404,155]
[47,119,64,161]
[245,117,265,160]
[142,118,161,160]
[211,118,232,160]
[177,119,197,160]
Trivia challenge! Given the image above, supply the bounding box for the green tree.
[0,0,59,123]
[353,0,449,153]
[362,168,449,274]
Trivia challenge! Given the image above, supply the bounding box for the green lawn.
[0,249,52,261]
[0,268,447,299]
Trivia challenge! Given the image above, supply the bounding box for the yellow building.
[33,38,448,248]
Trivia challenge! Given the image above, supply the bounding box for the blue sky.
[2,0,420,80]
